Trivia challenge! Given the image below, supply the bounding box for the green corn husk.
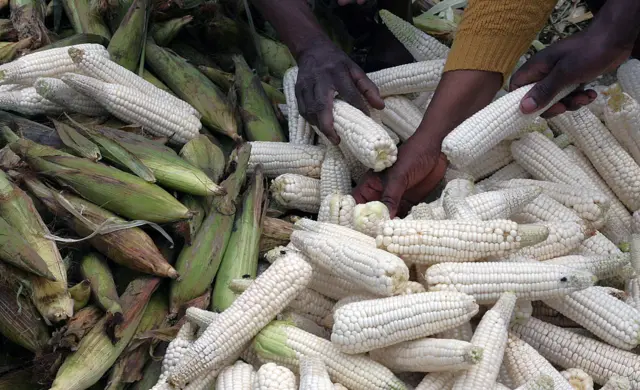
[141,69,174,95]
[169,143,251,315]
[168,41,219,69]
[24,177,179,279]
[79,252,123,323]
[179,134,226,183]
[107,0,148,71]
[0,263,50,354]
[259,216,293,255]
[233,55,286,142]
[91,125,172,153]
[49,275,161,390]
[0,171,72,325]
[60,0,111,39]
[0,216,56,280]
[0,38,32,64]
[34,33,109,51]
[199,65,286,104]
[211,166,266,311]
[0,111,63,148]
[1,134,71,159]
[104,0,132,31]
[257,35,295,79]
[0,368,43,389]
[69,280,92,311]
[11,142,191,223]
[53,118,101,161]
[145,39,240,142]
[150,15,191,46]
[180,194,205,232]
[105,290,168,389]
[0,19,18,40]
[9,0,50,48]
[50,305,103,351]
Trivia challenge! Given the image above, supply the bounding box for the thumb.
[519,66,566,114]
[380,177,407,219]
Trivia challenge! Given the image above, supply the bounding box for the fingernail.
[521,97,538,112]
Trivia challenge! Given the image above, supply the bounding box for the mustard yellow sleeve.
[443,0,557,82]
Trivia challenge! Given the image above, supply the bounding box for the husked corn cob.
[544,253,631,281]
[505,116,550,141]
[381,124,400,144]
[514,375,555,390]
[253,321,408,390]
[184,307,217,329]
[442,181,479,221]
[293,218,375,246]
[380,95,422,141]
[467,141,514,180]
[511,317,640,387]
[271,174,321,213]
[560,368,594,390]
[367,60,445,97]
[601,375,632,390]
[511,193,582,224]
[320,146,351,198]
[617,59,640,102]
[337,140,368,182]
[332,100,397,171]
[331,291,479,354]
[376,219,550,264]
[62,73,201,144]
[0,43,109,85]
[254,363,297,390]
[475,162,532,192]
[603,87,640,164]
[452,293,516,390]
[435,322,474,342]
[577,232,622,256]
[0,86,64,115]
[33,77,107,116]
[586,84,611,120]
[317,194,355,227]
[283,67,314,145]
[413,91,433,113]
[406,202,439,220]
[634,211,640,234]
[215,360,255,390]
[248,141,325,178]
[168,253,313,388]
[378,10,449,61]
[154,321,198,387]
[278,311,331,339]
[513,221,592,261]
[442,84,576,168]
[631,234,640,275]
[290,230,409,296]
[465,187,542,220]
[353,201,390,237]
[415,372,456,390]
[299,356,333,390]
[369,337,483,373]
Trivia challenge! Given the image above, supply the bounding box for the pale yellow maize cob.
[61,73,200,144]
[576,232,622,256]
[68,47,199,117]
[333,100,397,171]
[270,174,321,213]
[168,253,313,388]
[604,88,640,164]
[248,142,325,178]
[290,230,409,296]
[467,141,514,180]
[425,261,595,304]
[510,193,582,224]
[299,356,333,390]
[367,60,445,97]
[465,187,542,220]
[253,363,296,390]
[320,146,351,199]
[617,59,640,102]
[34,77,107,116]
[317,194,356,227]
[293,218,375,246]
[0,44,109,86]
[544,253,631,281]
[475,162,532,192]
[352,201,390,237]
[442,84,577,168]
[0,86,64,116]
[215,360,255,390]
[560,368,594,390]
[380,95,422,141]
[601,375,632,390]
[513,221,592,261]
[415,372,456,390]
[331,291,479,354]
[435,322,474,342]
[376,219,550,265]
[283,67,315,145]
[543,286,640,350]
[378,10,449,61]
[551,107,640,211]
[369,337,483,373]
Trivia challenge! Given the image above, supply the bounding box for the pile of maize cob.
[0,1,640,390]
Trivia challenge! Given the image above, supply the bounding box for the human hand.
[336,0,368,5]
[295,40,384,144]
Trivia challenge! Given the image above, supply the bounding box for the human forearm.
[588,0,640,49]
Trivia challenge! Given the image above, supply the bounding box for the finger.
[349,65,385,110]
[539,102,567,119]
[402,153,448,205]
[352,172,383,204]
[380,175,409,219]
[509,48,562,91]
[519,64,569,115]
[334,69,369,115]
[295,79,308,121]
[561,91,593,112]
[315,83,340,144]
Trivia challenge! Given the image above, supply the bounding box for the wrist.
[294,34,336,61]
[589,0,640,49]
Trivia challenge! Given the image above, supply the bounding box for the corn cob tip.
[517,224,550,247]
[466,346,484,365]
[67,47,84,63]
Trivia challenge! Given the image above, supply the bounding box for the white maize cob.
[378,10,449,61]
[306,255,370,301]
[367,60,445,97]
[498,361,517,389]
[442,182,479,221]
[290,230,409,296]
[184,307,217,329]
[380,95,422,141]
[352,201,390,237]
[376,219,550,265]
[442,84,576,168]
[0,86,64,116]
[369,337,483,373]
[332,384,348,390]
[543,286,640,350]
[278,311,331,339]
[425,261,595,304]
[445,166,476,183]
[332,100,397,171]
[512,317,640,387]
[452,292,516,390]
[399,280,426,295]
[320,146,351,199]
[475,162,532,192]
[331,291,479,354]
[33,77,107,116]
[576,232,622,256]
[283,67,314,145]
[68,47,199,118]
[407,202,439,220]
[168,253,313,388]
[154,322,198,388]
[553,133,574,149]
[413,91,433,113]
[299,356,333,390]
[617,59,640,102]
[467,141,514,180]
[604,87,640,164]
[631,234,640,275]
[633,211,640,234]
[504,116,550,141]
[270,174,321,213]
[415,372,456,390]
[560,368,594,390]
[511,193,582,224]
[381,124,400,144]
[0,84,23,92]
[248,142,325,178]
[435,322,474,342]
[601,375,632,390]
[317,194,355,227]
[253,363,296,390]
[586,84,611,120]
[625,277,640,311]
[513,375,555,390]
[551,108,640,211]
[511,132,590,186]
[293,218,375,247]
[336,141,368,183]
[513,221,593,261]
[512,299,533,325]
[465,187,543,220]
[254,321,408,390]
[61,73,200,144]
[0,44,109,86]
[544,253,631,281]
[503,332,574,390]
[215,360,255,390]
